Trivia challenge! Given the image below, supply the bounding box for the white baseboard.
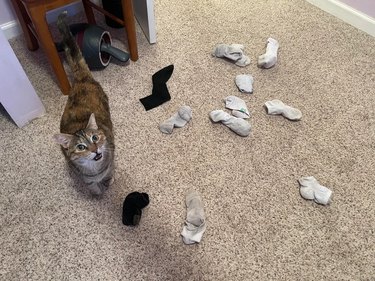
[0,20,22,40]
[306,0,375,37]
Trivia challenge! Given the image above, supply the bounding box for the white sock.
[209,110,251,137]
[264,99,302,121]
[160,105,192,134]
[212,44,251,67]
[235,74,254,94]
[298,176,333,205]
[212,43,243,61]
[258,38,279,69]
[224,96,250,119]
[181,190,207,244]
[235,55,251,67]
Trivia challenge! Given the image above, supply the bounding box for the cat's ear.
[86,113,98,130]
[52,133,74,148]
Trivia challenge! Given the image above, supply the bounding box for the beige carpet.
[1,0,375,280]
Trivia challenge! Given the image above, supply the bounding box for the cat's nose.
[94,152,102,161]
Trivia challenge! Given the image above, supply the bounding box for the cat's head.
[53,113,109,163]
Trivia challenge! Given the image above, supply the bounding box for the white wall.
[0,0,16,25]
[339,0,375,19]
[0,0,86,39]
[306,0,375,37]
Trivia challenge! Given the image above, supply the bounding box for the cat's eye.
[76,144,86,151]
[91,135,99,142]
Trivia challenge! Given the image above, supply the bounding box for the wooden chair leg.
[122,0,138,61]
[26,5,71,95]
[10,0,39,51]
[82,0,97,24]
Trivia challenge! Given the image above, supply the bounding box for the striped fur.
[53,12,115,195]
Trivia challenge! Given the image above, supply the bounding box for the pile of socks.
[209,96,251,137]
[212,38,280,69]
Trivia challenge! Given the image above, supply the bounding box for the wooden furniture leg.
[10,0,39,51]
[26,4,71,95]
[122,0,138,61]
[82,0,96,24]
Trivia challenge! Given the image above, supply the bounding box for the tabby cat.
[53,12,115,195]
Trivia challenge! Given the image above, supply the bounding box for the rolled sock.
[224,96,250,119]
[212,44,244,61]
[264,99,302,121]
[258,38,279,69]
[209,110,251,137]
[235,74,254,94]
[160,105,192,134]
[122,192,150,226]
[212,44,250,66]
[298,176,333,205]
[181,190,207,244]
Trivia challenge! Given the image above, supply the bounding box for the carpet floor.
[1,0,375,280]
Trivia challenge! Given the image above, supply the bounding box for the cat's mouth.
[94,153,103,161]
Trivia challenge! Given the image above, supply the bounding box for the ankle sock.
[209,110,251,137]
[160,105,192,134]
[212,44,251,67]
[140,65,174,110]
[235,74,254,94]
[298,176,333,205]
[212,43,243,61]
[264,99,302,121]
[258,38,279,69]
[224,96,250,119]
[122,192,150,226]
[181,190,207,244]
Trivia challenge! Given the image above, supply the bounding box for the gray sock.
[209,110,251,137]
[264,99,302,121]
[160,105,192,134]
[224,96,250,119]
[181,190,207,244]
[212,44,250,67]
[235,74,254,94]
[212,43,244,61]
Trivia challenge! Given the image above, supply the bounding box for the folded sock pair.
[264,99,302,121]
[212,44,251,67]
[160,106,192,134]
[298,176,333,205]
[181,190,207,244]
[209,96,251,137]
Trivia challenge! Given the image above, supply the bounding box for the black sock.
[140,65,174,110]
[122,192,150,226]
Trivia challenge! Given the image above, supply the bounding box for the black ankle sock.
[122,192,150,226]
[140,65,174,110]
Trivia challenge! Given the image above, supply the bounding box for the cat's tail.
[57,11,92,82]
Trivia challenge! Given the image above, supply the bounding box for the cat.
[53,11,115,195]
